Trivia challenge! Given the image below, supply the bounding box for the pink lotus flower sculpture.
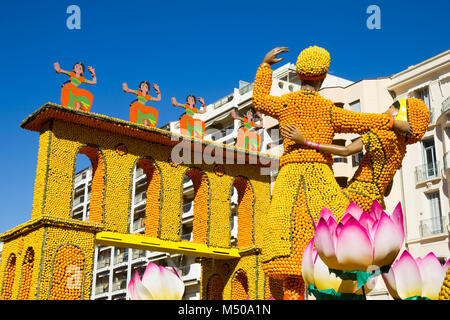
[382,250,450,300]
[128,262,185,300]
[314,201,404,272]
[302,238,374,299]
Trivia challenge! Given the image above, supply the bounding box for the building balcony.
[212,93,234,110]
[419,215,449,238]
[134,192,147,205]
[132,218,144,232]
[442,97,450,114]
[112,280,127,292]
[415,162,441,184]
[95,283,109,295]
[131,249,146,261]
[114,253,128,265]
[96,258,110,269]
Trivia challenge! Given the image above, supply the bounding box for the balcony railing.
[95,284,109,295]
[96,258,110,269]
[419,215,448,238]
[132,249,146,260]
[134,192,147,204]
[114,253,128,265]
[132,218,144,231]
[213,93,234,109]
[442,97,450,113]
[444,152,450,171]
[415,161,440,183]
[239,83,254,95]
[112,280,127,291]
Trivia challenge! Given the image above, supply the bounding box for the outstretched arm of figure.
[122,83,137,94]
[150,84,162,101]
[84,66,97,85]
[197,97,207,114]
[331,105,412,136]
[171,97,185,108]
[252,47,289,119]
[53,62,70,76]
[230,109,241,121]
[281,124,363,156]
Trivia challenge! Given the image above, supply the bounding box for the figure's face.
[246,110,253,120]
[187,96,195,105]
[140,83,149,94]
[73,63,83,75]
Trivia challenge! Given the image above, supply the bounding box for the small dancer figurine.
[231,108,263,151]
[171,95,207,139]
[122,81,161,128]
[54,61,96,112]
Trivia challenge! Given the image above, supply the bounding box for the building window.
[420,192,444,237]
[422,139,438,178]
[413,86,430,109]
[349,100,361,113]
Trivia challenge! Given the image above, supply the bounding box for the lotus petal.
[391,251,422,299]
[417,252,447,300]
[133,271,155,300]
[335,216,373,271]
[315,218,339,269]
[140,262,185,300]
[372,212,403,267]
[343,202,364,222]
[301,239,316,287]
[369,201,384,221]
[313,251,342,292]
[382,267,400,299]
[318,207,334,226]
[390,202,405,238]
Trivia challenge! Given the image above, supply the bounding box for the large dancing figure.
[281,98,430,212]
[171,95,207,139]
[122,81,161,127]
[54,61,97,112]
[252,46,412,299]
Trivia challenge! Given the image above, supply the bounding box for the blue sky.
[0,0,449,233]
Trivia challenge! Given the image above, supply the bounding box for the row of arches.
[72,145,256,247]
[1,245,85,300]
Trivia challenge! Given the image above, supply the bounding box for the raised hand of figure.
[281,125,305,145]
[122,83,129,92]
[153,83,160,93]
[88,66,96,76]
[171,97,178,106]
[393,120,413,136]
[263,47,289,66]
[198,97,205,105]
[54,62,61,73]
